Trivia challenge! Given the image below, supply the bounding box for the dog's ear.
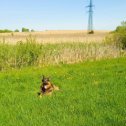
[42,75,45,79]
[47,76,50,81]
[42,75,45,82]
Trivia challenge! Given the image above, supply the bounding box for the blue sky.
[0,0,126,31]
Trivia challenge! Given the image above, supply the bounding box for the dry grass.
[0,30,109,44]
[0,41,124,71]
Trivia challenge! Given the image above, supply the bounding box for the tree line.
[0,28,35,33]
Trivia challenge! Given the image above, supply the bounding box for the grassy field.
[0,30,109,44]
[0,58,126,126]
[0,39,124,70]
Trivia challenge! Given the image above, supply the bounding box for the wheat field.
[0,30,109,44]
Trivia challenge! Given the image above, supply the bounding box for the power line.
[87,0,94,34]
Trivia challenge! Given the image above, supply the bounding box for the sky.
[0,0,126,31]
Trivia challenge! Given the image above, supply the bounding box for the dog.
[38,75,59,96]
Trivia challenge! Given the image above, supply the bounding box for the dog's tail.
[53,85,60,91]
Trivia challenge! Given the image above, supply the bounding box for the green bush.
[16,37,42,67]
[0,43,14,70]
[115,21,126,32]
[22,27,29,32]
[112,21,126,49]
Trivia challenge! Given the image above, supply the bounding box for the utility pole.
[87,0,94,34]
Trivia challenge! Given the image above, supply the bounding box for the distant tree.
[22,27,29,32]
[14,29,19,32]
[0,29,13,33]
[31,29,35,32]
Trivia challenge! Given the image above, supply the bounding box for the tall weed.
[0,36,125,70]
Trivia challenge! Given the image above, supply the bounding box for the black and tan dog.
[38,75,59,96]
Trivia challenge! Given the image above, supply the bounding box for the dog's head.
[42,76,52,89]
[42,75,50,84]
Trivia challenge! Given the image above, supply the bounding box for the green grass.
[0,58,126,126]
